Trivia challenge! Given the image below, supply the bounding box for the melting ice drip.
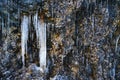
[21,15,29,67]
[33,12,46,72]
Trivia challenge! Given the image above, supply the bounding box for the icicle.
[18,8,20,28]
[91,15,95,36]
[112,60,116,80]
[0,23,1,37]
[115,35,120,52]
[33,12,47,72]
[33,12,39,44]
[21,15,29,67]
[2,18,4,34]
[107,0,108,8]
[101,0,103,8]
[7,13,10,34]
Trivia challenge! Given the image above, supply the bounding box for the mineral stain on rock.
[0,0,120,80]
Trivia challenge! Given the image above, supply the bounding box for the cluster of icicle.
[21,12,46,72]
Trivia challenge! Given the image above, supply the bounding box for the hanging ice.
[21,15,29,67]
[115,35,120,52]
[33,12,46,72]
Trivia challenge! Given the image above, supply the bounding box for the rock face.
[0,0,120,80]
